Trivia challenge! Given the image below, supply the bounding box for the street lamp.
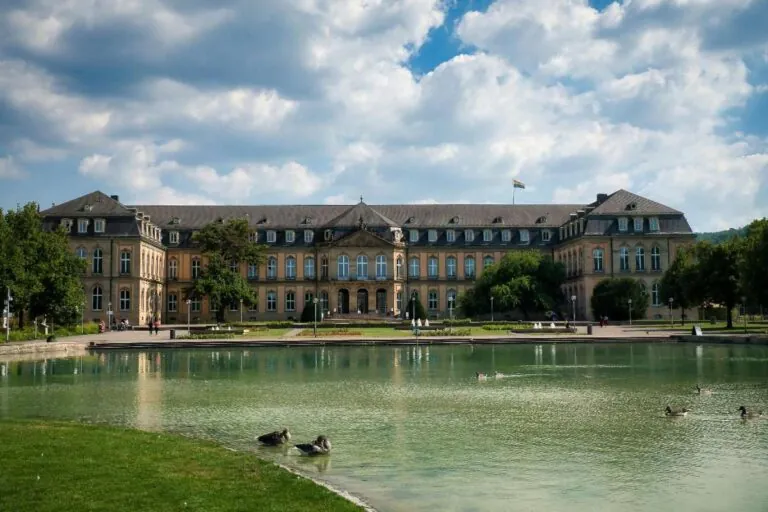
[628,298,632,326]
[81,301,85,334]
[668,297,674,327]
[107,302,113,331]
[490,296,494,322]
[571,295,577,323]
[741,296,747,334]
[313,297,319,337]
[240,298,244,324]
[411,291,418,336]
[186,299,192,333]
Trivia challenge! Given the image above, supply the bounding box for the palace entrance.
[337,289,350,314]
[356,289,369,314]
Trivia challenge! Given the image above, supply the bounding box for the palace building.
[40,189,695,325]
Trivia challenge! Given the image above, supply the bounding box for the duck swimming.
[295,435,332,456]
[476,372,488,380]
[738,406,764,419]
[257,428,292,446]
[665,406,689,417]
[696,385,712,395]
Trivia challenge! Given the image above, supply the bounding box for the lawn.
[0,420,362,512]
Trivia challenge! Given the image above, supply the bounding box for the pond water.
[2,343,768,511]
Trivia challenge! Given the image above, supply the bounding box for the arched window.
[447,289,457,310]
[651,282,661,306]
[447,256,457,278]
[304,257,315,279]
[651,246,661,271]
[376,255,387,279]
[428,256,439,278]
[320,291,329,313]
[338,255,349,279]
[593,249,604,272]
[285,291,296,311]
[192,258,201,279]
[464,256,475,278]
[266,291,277,311]
[92,248,103,274]
[119,289,131,311]
[168,293,177,312]
[356,255,368,279]
[76,247,87,260]
[620,247,630,271]
[483,255,494,269]
[267,256,277,279]
[120,251,131,274]
[168,259,178,279]
[285,256,296,279]
[92,286,103,311]
[428,290,438,310]
[396,256,403,279]
[635,247,646,271]
[248,263,258,280]
[409,257,420,278]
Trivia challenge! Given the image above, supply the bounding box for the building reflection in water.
[135,352,163,431]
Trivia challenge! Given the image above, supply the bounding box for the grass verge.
[0,420,363,512]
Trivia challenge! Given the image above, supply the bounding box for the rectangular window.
[649,217,660,232]
[285,292,296,312]
[446,230,455,242]
[465,229,474,242]
[286,230,295,243]
[541,230,551,242]
[519,229,530,243]
[94,219,105,233]
[396,292,403,312]
[267,292,277,312]
[409,229,419,242]
[168,294,177,312]
[618,218,628,232]
[169,231,179,244]
[267,230,276,243]
[249,231,258,243]
[192,259,201,279]
[634,218,643,232]
[191,298,201,312]
[304,230,314,243]
[428,230,437,242]
[61,219,73,231]
[119,289,131,311]
[501,230,511,242]
[248,264,258,280]
[483,229,492,242]
[78,219,89,233]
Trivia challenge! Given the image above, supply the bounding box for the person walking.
[147,318,154,335]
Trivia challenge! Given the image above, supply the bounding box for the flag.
[513,179,526,190]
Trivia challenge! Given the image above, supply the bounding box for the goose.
[494,371,505,379]
[738,406,764,419]
[295,435,332,456]
[665,406,689,417]
[257,428,291,446]
[696,385,712,395]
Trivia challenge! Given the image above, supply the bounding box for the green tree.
[692,240,742,329]
[300,302,319,323]
[402,291,427,321]
[189,218,264,323]
[740,218,768,308]
[590,277,649,322]
[458,251,565,320]
[658,245,698,324]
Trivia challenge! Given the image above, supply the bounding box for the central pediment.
[326,228,397,248]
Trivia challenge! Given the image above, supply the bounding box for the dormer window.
[406,217,415,224]
[446,229,456,243]
[618,218,628,232]
[501,229,511,242]
[536,216,547,224]
[520,229,530,243]
[409,229,419,243]
[428,230,437,242]
[302,216,313,225]
[286,230,295,243]
[94,219,105,233]
[464,229,475,242]
[324,229,333,241]
[249,231,258,243]
[304,230,314,243]
[493,216,503,224]
[560,227,565,240]
[649,217,660,232]
[541,230,551,242]
[633,218,643,232]
[483,229,492,242]
[169,231,179,244]
[267,230,276,243]
[78,219,89,233]
[626,202,638,211]
[61,218,73,231]
[450,216,460,224]
[170,217,181,225]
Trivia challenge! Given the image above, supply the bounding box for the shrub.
[591,277,650,321]
[420,328,472,337]
[297,328,361,337]
[177,333,236,340]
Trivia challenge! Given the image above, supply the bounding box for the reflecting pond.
[2,343,768,511]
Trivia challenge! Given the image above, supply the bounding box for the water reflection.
[2,343,768,512]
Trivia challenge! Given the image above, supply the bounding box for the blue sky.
[1,0,767,231]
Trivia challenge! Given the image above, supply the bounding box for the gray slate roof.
[41,191,136,217]
[588,189,682,215]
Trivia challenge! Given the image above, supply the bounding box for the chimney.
[110,195,119,202]
[596,193,608,203]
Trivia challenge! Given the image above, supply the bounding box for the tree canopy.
[402,291,427,321]
[0,203,86,328]
[740,218,768,308]
[458,251,565,319]
[590,277,649,322]
[189,218,265,323]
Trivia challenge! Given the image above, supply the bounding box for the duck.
[494,371,505,379]
[738,406,764,419]
[696,385,712,395]
[476,372,488,380]
[295,435,332,456]
[257,428,292,446]
[665,406,689,417]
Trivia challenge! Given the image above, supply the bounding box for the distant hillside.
[696,227,746,244]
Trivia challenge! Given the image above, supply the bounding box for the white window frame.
[428,257,439,278]
[652,283,661,306]
[409,229,419,243]
[446,229,455,243]
[337,255,349,279]
[168,259,178,279]
[651,246,661,271]
[447,256,457,278]
[634,217,643,232]
[191,298,201,313]
[593,249,604,272]
[285,256,296,279]
[78,219,89,233]
[249,231,258,243]
[428,290,438,310]
[248,263,258,279]
[464,256,475,277]
[119,289,131,311]
[464,229,474,242]
[304,230,314,243]
[267,256,277,279]
[286,230,295,243]
[267,291,277,312]
[541,230,551,242]
[267,230,276,243]
[376,255,387,279]
[649,217,660,232]
[483,229,492,242]
[409,257,420,278]
[92,286,103,311]
[61,218,73,231]
[168,294,177,313]
[94,219,105,233]
[304,257,315,279]
[501,229,511,242]
[519,229,530,243]
[285,291,296,312]
[356,255,368,279]
[169,231,179,244]
[618,217,628,232]
[192,258,201,279]
[428,229,437,242]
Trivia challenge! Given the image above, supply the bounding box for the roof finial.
[360,194,364,203]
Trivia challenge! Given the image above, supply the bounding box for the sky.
[1,0,767,232]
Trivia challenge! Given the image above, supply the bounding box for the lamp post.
[411,291,417,336]
[628,298,632,326]
[571,295,577,323]
[448,297,454,333]
[3,287,11,342]
[186,299,191,334]
[313,297,319,337]
[490,296,494,322]
[107,302,113,331]
[668,297,674,327]
[240,298,244,324]
[742,296,747,334]
[81,301,85,334]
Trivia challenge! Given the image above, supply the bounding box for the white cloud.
[0,156,25,179]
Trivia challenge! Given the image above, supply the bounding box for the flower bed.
[297,328,362,337]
